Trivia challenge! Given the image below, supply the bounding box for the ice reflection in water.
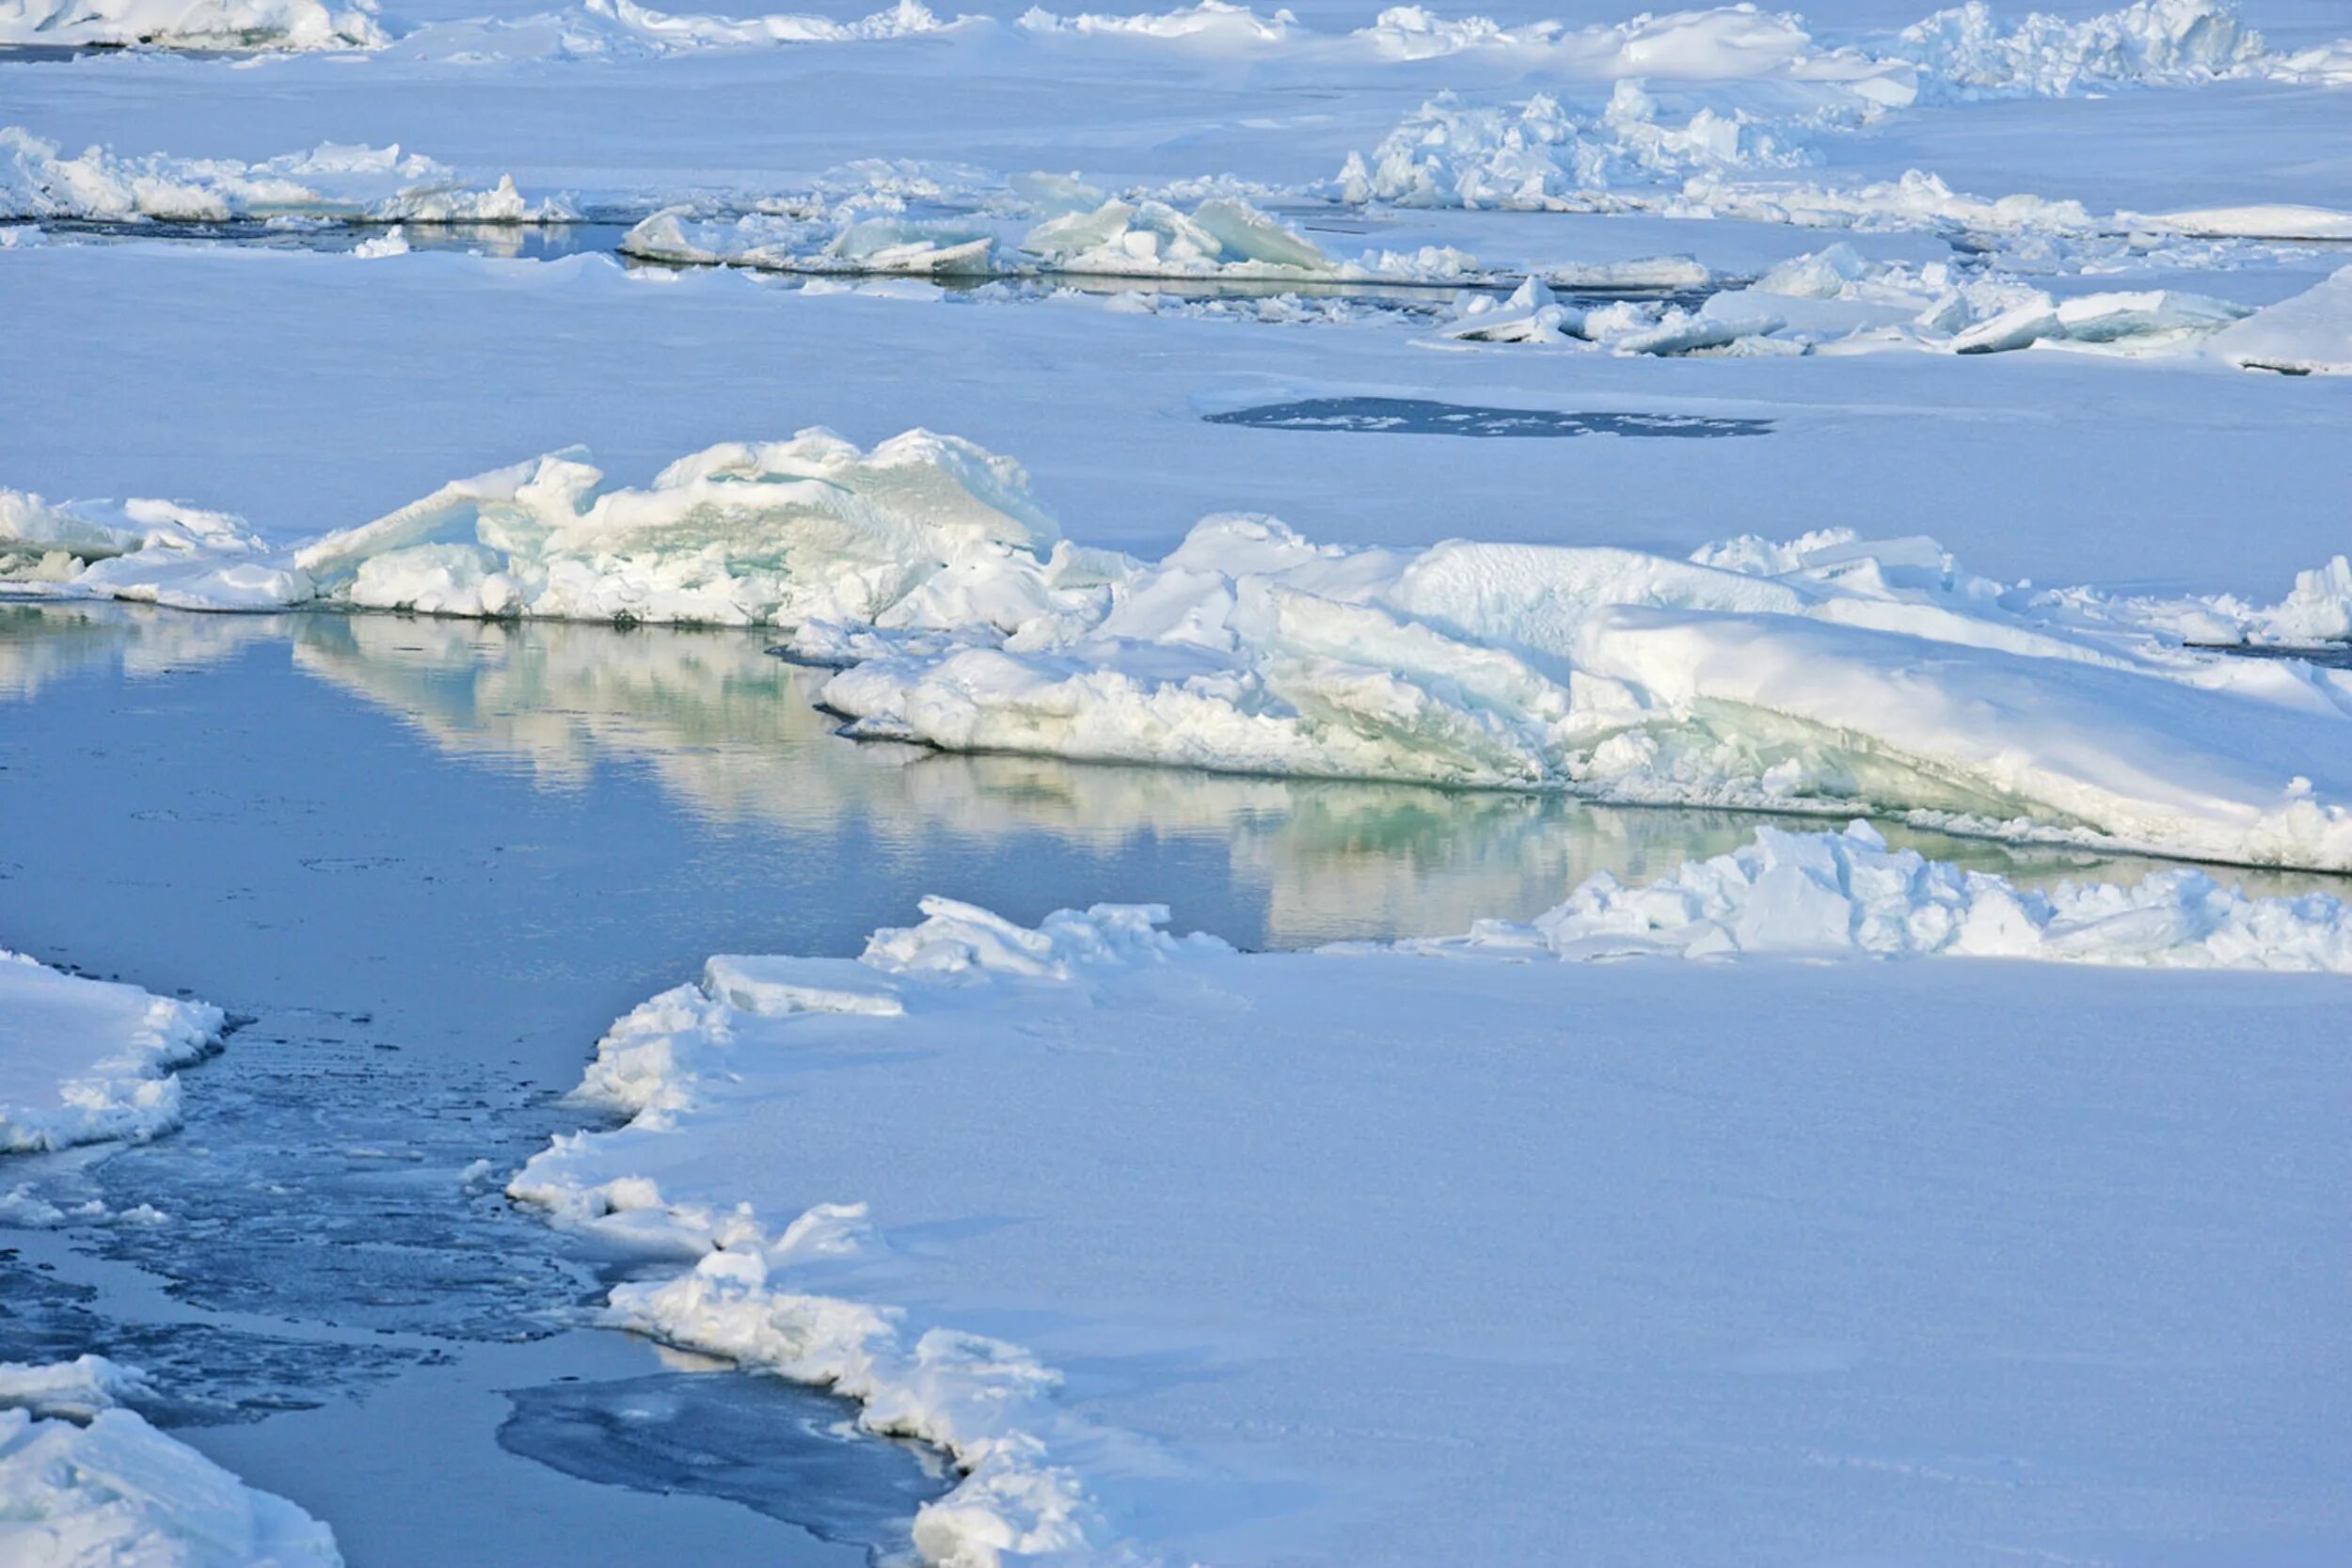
[500,1366,949,1555]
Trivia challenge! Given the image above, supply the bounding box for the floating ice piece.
[0,490,303,610]
[0,0,382,48]
[0,949,224,1154]
[1443,277,1583,343]
[0,1395,342,1565]
[1894,0,2262,101]
[812,514,2352,869]
[17,437,2350,866]
[0,128,568,225]
[0,1357,158,1423]
[2210,264,2352,375]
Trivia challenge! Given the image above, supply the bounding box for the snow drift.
[0,948,224,1154]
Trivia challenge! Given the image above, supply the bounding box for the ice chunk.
[0,1399,342,1564]
[0,1357,158,1423]
[0,949,224,1154]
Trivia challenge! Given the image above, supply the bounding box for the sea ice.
[0,1374,342,1566]
[512,843,2352,1565]
[0,948,224,1153]
[0,128,566,225]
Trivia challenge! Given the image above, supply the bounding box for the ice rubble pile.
[622,176,1470,284]
[0,0,382,49]
[1329,1,2303,230]
[1442,245,2268,360]
[0,948,225,1153]
[1892,0,2262,99]
[511,843,2352,1566]
[1421,820,2352,967]
[0,1357,342,1566]
[1335,84,1809,212]
[0,129,565,225]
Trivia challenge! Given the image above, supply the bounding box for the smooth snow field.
[7,0,2352,1561]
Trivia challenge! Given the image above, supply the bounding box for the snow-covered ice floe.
[0,128,568,225]
[0,0,382,50]
[0,948,224,1154]
[512,839,2352,1565]
[9,427,2352,868]
[0,1357,342,1565]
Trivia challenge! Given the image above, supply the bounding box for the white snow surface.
[0,1372,342,1566]
[0,0,382,49]
[0,948,224,1154]
[514,847,2352,1565]
[0,128,564,224]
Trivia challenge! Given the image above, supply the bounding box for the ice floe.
[0,948,224,1153]
[0,1362,342,1565]
[0,129,567,225]
[9,429,2351,867]
[0,0,382,49]
[512,847,2352,1565]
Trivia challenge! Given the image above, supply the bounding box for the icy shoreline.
[511,829,2352,1565]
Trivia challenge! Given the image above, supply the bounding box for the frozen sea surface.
[6,599,2344,1560]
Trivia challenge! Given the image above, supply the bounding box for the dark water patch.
[501,1370,948,1554]
[29,217,636,262]
[0,1249,431,1426]
[2195,641,2352,669]
[1207,396,1773,439]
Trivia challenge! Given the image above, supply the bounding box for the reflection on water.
[1206,397,1774,441]
[500,1367,948,1557]
[10,600,2336,943]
